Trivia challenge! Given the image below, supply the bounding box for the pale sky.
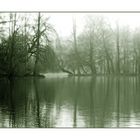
[1,13,140,38]
[47,13,140,37]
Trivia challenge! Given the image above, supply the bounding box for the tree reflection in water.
[0,76,140,127]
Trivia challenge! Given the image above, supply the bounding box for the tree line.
[0,13,57,77]
[0,13,140,77]
[57,16,140,75]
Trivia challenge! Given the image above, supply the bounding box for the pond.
[0,76,140,128]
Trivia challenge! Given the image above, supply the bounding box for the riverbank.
[0,74,46,79]
[1,73,140,79]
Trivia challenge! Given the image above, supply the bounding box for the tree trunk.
[116,22,120,75]
[8,13,16,77]
[73,18,81,75]
[33,12,41,76]
[89,29,96,75]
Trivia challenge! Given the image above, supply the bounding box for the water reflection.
[0,76,140,127]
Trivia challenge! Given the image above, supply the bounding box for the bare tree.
[72,17,81,75]
[116,22,120,74]
[33,12,41,76]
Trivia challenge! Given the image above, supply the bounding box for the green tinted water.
[0,76,140,128]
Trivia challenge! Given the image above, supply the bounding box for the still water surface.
[0,76,140,128]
